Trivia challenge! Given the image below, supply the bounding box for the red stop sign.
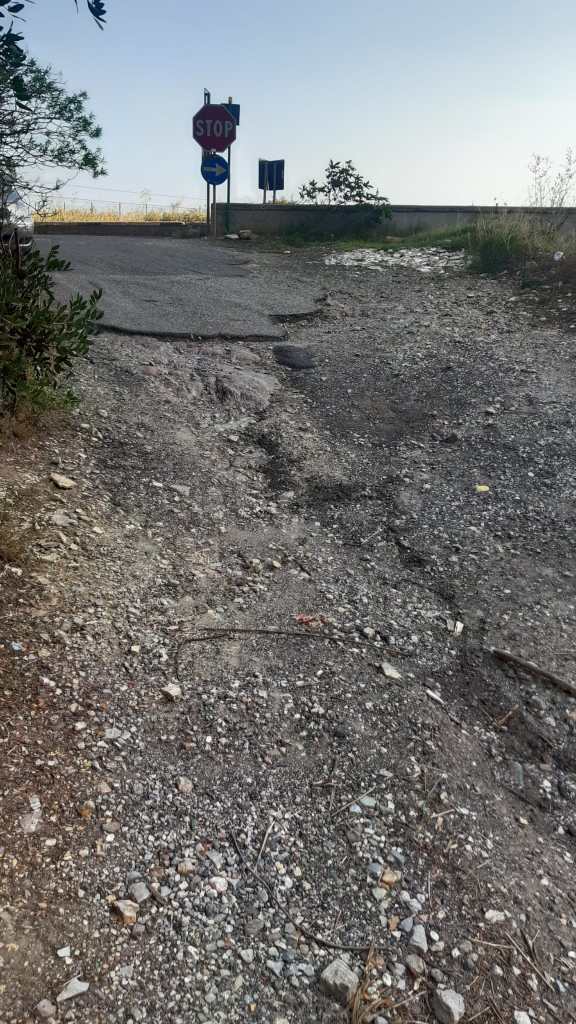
[192,104,237,152]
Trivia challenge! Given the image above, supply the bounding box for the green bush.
[0,238,102,413]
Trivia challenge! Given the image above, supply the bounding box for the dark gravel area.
[1,249,575,1024]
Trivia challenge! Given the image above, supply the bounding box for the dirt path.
[1,251,575,1024]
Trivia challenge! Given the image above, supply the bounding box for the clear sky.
[22,0,576,212]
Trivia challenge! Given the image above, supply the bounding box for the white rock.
[432,988,465,1024]
[405,954,426,976]
[320,959,359,1006]
[49,510,73,527]
[380,660,402,680]
[50,473,76,490]
[409,924,428,954]
[161,682,182,701]
[178,776,193,795]
[56,978,89,1003]
[514,1014,531,1024]
[129,882,150,904]
[484,909,506,924]
[35,999,57,1018]
[113,899,139,925]
[56,945,71,958]
[209,875,228,894]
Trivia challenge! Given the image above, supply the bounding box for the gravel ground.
[1,248,575,1024]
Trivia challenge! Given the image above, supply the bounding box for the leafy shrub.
[299,159,391,217]
[0,237,102,413]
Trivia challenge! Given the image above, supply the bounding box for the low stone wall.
[33,206,576,240]
[34,221,207,238]
[214,203,379,236]
[214,203,576,237]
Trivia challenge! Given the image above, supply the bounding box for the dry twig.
[331,786,378,820]
[506,931,553,990]
[256,821,273,867]
[229,826,383,953]
[491,647,576,699]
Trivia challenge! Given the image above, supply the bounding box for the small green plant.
[299,159,391,219]
[0,236,102,414]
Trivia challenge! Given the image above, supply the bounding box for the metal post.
[212,184,217,237]
[263,189,267,205]
[273,190,277,204]
[204,89,211,231]
[225,95,233,234]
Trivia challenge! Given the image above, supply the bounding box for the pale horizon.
[23,0,576,212]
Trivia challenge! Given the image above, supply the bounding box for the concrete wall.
[34,221,206,238]
[214,202,380,236]
[34,206,576,240]
[215,203,576,237]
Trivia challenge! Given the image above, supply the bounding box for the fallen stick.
[494,704,520,728]
[490,647,576,699]
[179,625,379,645]
[331,786,378,820]
[229,827,383,953]
[506,931,553,991]
[176,626,397,677]
[255,821,273,867]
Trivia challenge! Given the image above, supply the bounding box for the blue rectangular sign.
[259,159,285,191]
[223,103,240,125]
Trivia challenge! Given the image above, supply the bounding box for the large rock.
[50,472,76,490]
[35,1001,57,1019]
[405,954,426,976]
[113,899,139,926]
[320,959,359,1006]
[409,924,428,954]
[432,989,465,1024]
[56,978,89,1003]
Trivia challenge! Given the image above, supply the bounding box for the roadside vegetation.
[34,206,204,224]
[0,2,108,419]
[0,239,102,415]
[283,149,576,286]
[272,213,576,286]
[299,159,390,211]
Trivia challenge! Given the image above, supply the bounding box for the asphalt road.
[36,235,322,338]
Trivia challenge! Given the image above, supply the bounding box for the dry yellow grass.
[34,207,205,225]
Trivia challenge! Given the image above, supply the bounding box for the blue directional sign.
[201,154,229,186]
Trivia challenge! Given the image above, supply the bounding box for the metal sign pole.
[204,88,211,231]
[212,184,217,237]
[225,95,233,234]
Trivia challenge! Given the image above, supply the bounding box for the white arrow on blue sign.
[201,154,229,186]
